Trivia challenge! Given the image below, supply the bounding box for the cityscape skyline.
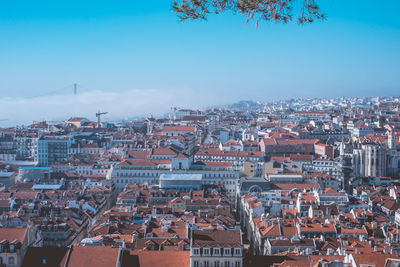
[2,1,400,266]
[0,94,399,127]
[1,0,400,126]
[1,93,400,266]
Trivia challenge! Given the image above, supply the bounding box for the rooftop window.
[192,248,200,256]
[224,248,231,256]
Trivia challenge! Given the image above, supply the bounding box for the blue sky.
[0,0,400,124]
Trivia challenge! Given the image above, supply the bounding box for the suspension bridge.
[28,83,92,99]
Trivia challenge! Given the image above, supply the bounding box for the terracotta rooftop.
[163,126,196,132]
[192,229,242,248]
[152,148,177,156]
[126,251,190,267]
[0,227,27,243]
[63,246,119,267]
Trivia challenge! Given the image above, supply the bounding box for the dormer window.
[192,248,200,255]
[203,248,211,256]
[224,248,231,256]
[234,248,241,256]
[213,248,220,256]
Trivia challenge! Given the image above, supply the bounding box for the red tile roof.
[62,246,119,267]
[290,154,313,161]
[126,150,152,159]
[201,161,233,167]
[128,251,190,267]
[276,139,319,145]
[192,229,242,248]
[152,148,177,156]
[352,254,400,267]
[0,227,27,242]
[299,223,336,233]
[163,126,196,132]
[271,183,320,191]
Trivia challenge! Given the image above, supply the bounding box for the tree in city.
[172,0,324,25]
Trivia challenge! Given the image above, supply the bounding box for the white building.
[112,160,239,201]
[353,143,387,177]
[0,227,31,267]
[190,230,243,267]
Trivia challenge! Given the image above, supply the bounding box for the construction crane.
[96,111,108,130]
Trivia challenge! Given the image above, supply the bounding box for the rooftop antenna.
[96,110,108,131]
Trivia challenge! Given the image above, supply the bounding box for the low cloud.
[0,88,226,127]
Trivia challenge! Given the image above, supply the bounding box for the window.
[193,261,199,267]
[235,261,241,267]
[224,248,231,256]
[204,261,210,267]
[203,248,210,256]
[192,248,200,255]
[9,257,15,265]
[224,261,230,267]
[234,248,241,256]
[213,248,220,256]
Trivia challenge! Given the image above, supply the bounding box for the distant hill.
[225,100,264,111]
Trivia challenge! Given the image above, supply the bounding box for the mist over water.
[0,88,226,127]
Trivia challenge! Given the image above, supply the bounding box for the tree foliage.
[172,0,325,25]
